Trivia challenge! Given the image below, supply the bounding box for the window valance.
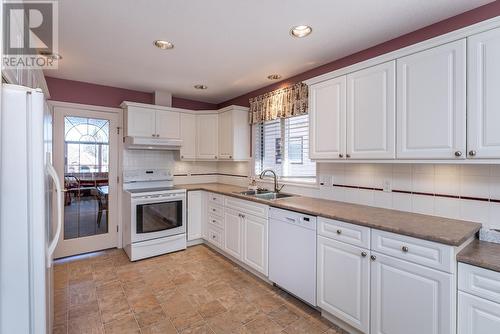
[248,82,308,124]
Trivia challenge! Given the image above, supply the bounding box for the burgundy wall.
[45,77,218,110]
[219,0,500,108]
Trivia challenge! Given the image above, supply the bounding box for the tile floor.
[53,245,349,334]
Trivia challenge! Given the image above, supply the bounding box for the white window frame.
[252,116,317,187]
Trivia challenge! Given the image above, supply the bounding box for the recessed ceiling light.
[290,25,312,38]
[153,40,174,50]
[267,74,282,80]
[194,84,208,90]
[38,50,63,60]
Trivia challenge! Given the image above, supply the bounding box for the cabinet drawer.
[207,192,224,206]
[459,263,500,304]
[207,214,224,229]
[318,217,370,249]
[207,203,224,218]
[371,229,454,273]
[225,196,268,218]
[207,225,224,249]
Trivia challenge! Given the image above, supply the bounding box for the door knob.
[468,150,476,157]
[370,255,377,261]
[338,153,343,158]
[336,229,342,235]
[361,251,367,257]
[346,154,351,158]
[455,151,462,157]
[402,246,409,253]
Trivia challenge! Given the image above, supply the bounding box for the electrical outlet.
[383,180,392,192]
[319,175,329,188]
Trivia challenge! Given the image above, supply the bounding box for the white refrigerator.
[0,84,63,334]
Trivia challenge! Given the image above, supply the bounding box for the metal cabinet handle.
[402,246,409,253]
[469,150,476,157]
[214,156,218,159]
[336,229,342,235]
[229,155,232,159]
[455,151,462,157]
[212,208,216,212]
[361,251,367,257]
[346,154,351,158]
[212,220,216,223]
[152,134,155,137]
[370,255,377,261]
[181,155,184,159]
[338,153,343,158]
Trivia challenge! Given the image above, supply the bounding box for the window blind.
[254,114,316,182]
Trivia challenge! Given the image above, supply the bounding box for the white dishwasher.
[269,207,317,306]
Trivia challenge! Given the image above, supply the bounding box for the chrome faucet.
[259,169,285,193]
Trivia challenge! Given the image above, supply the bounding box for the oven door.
[131,195,186,243]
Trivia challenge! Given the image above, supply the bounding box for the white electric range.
[122,169,186,261]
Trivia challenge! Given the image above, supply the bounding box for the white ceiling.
[47,0,493,103]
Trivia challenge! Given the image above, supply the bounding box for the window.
[254,114,316,183]
[64,116,110,173]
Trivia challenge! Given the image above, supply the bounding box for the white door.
[458,292,500,334]
[53,106,119,258]
[242,213,268,275]
[347,61,396,159]
[397,39,466,159]
[180,113,197,160]
[126,107,156,137]
[187,191,202,241]
[156,110,180,139]
[196,114,218,160]
[218,111,233,159]
[317,237,370,333]
[371,252,454,334]
[223,208,242,259]
[309,76,346,160]
[467,27,500,159]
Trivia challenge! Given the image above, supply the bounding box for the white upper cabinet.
[196,113,219,160]
[218,107,250,161]
[156,109,180,139]
[125,105,156,137]
[347,61,396,159]
[309,76,346,160]
[467,27,500,159]
[396,40,467,160]
[122,102,181,139]
[180,113,197,160]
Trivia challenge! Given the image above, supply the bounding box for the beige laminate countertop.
[457,240,500,273]
[178,183,481,246]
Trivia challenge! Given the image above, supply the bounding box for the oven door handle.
[132,197,185,205]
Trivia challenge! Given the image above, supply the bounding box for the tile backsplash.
[122,149,499,229]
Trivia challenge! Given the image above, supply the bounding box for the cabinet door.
[224,208,242,259]
[317,237,370,333]
[397,40,466,159]
[156,110,180,138]
[187,191,202,241]
[309,76,346,160]
[126,107,156,137]
[242,214,268,275]
[458,292,500,334]
[180,113,197,160]
[196,114,219,160]
[347,61,395,159]
[467,27,500,159]
[218,111,233,159]
[371,252,454,334]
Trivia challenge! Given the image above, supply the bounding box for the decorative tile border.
[173,173,247,178]
[328,183,500,203]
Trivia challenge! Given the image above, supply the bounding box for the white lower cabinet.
[242,213,268,276]
[370,252,454,334]
[317,236,370,333]
[223,208,243,259]
[187,191,202,241]
[458,292,500,334]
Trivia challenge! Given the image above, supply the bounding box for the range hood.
[124,136,182,150]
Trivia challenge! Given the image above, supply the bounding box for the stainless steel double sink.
[235,189,295,201]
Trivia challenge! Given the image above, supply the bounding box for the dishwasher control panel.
[269,207,317,230]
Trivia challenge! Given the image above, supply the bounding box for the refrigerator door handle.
[47,163,63,258]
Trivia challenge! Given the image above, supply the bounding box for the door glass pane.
[137,201,182,233]
[63,116,110,239]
